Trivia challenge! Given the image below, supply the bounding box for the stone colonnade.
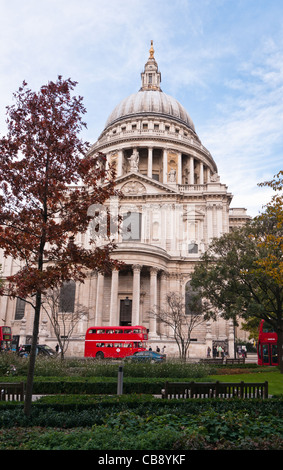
[108,147,210,184]
[89,265,170,337]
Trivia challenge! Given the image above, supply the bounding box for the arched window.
[188,242,198,254]
[59,281,76,313]
[121,212,142,241]
[185,281,201,315]
[15,298,26,320]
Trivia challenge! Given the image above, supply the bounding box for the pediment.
[115,172,178,196]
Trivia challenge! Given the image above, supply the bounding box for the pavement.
[242,353,258,363]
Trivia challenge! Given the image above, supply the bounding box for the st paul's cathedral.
[0,42,250,357]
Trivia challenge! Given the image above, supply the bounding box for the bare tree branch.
[148,291,206,360]
[42,285,89,359]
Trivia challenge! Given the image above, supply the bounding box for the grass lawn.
[210,370,283,396]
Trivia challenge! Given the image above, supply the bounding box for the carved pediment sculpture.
[121,181,146,195]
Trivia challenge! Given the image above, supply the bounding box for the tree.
[149,291,207,360]
[256,170,283,285]
[42,283,89,360]
[0,77,121,415]
[190,206,283,372]
[239,315,261,343]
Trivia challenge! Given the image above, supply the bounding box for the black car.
[18,344,56,357]
[125,350,166,362]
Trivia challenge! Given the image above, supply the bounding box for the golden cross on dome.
[149,40,155,59]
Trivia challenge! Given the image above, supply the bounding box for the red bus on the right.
[257,319,278,366]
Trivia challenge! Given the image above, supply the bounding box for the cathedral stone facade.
[0,42,250,357]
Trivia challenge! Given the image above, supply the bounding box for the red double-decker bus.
[0,326,12,351]
[84,325,148,359]
[257,320,278,366]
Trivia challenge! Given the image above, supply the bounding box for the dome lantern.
[140,40,162,92]
[101,41,196,134]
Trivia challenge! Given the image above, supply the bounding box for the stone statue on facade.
[210,172,220,182]
[168,167,176,182]
[128,149,139,172]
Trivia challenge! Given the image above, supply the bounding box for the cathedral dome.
[103,41,195,134]
[104,90,195,132]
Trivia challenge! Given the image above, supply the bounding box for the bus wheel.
[96,351,104,360]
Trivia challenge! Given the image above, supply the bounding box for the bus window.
[272,345,278,364]
[263,324,275,333]
[262,344,269,363]
[84,325,147,358]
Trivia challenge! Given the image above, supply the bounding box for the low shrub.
[0,398,282,450]
[0,354,224,378]
[0,375,217,395]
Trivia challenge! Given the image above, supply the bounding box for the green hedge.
[0,395,282,449]
[0,394,282,424]
[31,377,163,395]
[0,375,217,395]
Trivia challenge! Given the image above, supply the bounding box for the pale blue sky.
[1,0,282,216]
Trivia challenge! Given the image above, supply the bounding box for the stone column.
[206,204,213,242]
[20,318,27,346]
[189,156,194,184]
[132,264,142,325]
[163,149,168,184]
[149,267,158,337]
[109,268,119,325]
[105,153,110,172]
[205,320,213,358]
[207,167,211,182]
[117,150,123,177]
[95,273,104,325]
[160,270,169,336]
[177,152,182,184]
[89,271,98,326]
[228,319,235,358]
[148,147,153,178]
[199,162,204,184]
[216,204,223,238]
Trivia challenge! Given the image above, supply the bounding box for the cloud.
[0,0,282,218]
[196,38,283,216]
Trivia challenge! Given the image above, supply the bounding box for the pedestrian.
[162,346,166,354]
[156,346,160,353]
[207,346,211,357]
[55,344,59,353]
